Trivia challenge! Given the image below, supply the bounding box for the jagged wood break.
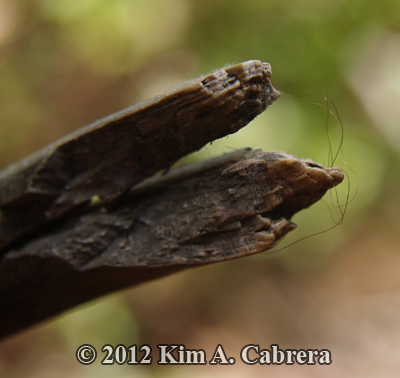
[0,60,345,340]
[0,60,280,252]
[0,149,343,339]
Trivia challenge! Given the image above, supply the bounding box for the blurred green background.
[1,0,400,376]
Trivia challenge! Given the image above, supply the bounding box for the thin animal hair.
[127,57,143,103]
[263,90,358,254]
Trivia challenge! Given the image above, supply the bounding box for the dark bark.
[0,60,344,340]
[0,60,280,252]
[0,149,343,339]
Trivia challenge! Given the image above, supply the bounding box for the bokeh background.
[1,0,400,376]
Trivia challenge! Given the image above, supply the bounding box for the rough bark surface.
[0,149,343,339]
[0,60,280,252]
[0,60,345,340]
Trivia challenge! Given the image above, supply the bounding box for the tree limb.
[0,60,344,339]
[0,60,280,252]
[0,149,343,339]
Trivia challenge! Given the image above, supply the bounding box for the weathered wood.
[0,60,345,340]
[0,149,343,339]
[0,60,280,252]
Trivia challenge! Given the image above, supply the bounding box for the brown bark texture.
[0,60,343,340]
